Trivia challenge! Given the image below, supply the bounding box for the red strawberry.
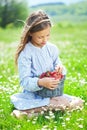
[45,71,51,77]
[40,70,63,80]
[39,72,46,78]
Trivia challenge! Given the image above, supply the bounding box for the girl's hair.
[15,10,52,65]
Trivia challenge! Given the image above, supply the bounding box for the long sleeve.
[47,44,67,75]
[52,49,62,67]
[18,51,43,92]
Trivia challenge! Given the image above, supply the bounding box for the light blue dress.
[11,42,66,110]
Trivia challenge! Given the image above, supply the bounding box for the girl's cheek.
[37,39,42,42]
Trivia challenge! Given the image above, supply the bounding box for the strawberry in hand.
[39,71,51,78]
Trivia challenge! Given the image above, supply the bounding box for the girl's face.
[30,26,51,48]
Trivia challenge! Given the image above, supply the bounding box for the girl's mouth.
[42,42,46,45]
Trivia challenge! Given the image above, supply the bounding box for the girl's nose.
[43,37,47,42]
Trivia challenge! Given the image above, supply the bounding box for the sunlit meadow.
[0,22,87,130]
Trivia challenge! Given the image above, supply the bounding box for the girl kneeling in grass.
[11,10,83,118]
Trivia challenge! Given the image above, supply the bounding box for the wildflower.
[79,79,87,85]
[66,118,70,121]
[32,121,36,124]
[49,111,55,119]
[62,122,66,127]
[78,124,83,128]
[77,118,84,121]
[27,119,30,122]
[45,116,50,119]
[85,102,87,106]
[59,116,63,119]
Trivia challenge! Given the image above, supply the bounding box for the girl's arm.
[52,45,67,75]
[18,51,43,92]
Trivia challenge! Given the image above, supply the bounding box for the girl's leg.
[11,106,48,118]
[49,95,84,110]
[12,95,84,118]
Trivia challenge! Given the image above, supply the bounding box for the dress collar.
[29,42,47,50]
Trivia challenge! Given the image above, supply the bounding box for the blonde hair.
[15,10,52,65]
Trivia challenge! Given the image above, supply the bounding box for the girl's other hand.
[55,64,64,74]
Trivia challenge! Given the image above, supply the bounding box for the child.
[11,10,83,118]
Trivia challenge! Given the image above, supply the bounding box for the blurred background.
[0,0,87,28]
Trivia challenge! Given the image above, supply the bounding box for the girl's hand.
[38,77,60,90]
[55,64,64,74]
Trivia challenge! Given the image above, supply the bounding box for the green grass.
[0,22,87,130]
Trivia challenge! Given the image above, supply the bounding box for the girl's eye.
[38,36,42,39]
[38,37,42,39]
[38,34,50,39]
[47,34,50,37]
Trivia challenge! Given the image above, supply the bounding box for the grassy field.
[0,22,87,130]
